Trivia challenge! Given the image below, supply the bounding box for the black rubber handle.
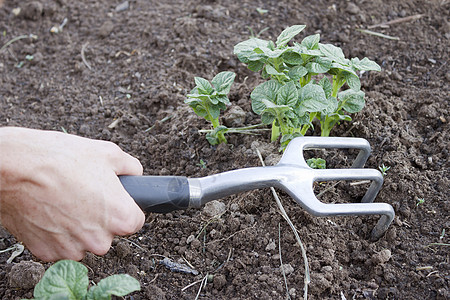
[119,176,190,213]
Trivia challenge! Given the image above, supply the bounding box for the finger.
[103,142,143,176]
[109,176,146,236]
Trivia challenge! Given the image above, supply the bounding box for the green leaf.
[301,34,320,50]
[343,71,361,91]
[86,274,140,300]
[209,103,221,120]
[248,60,265,72]
[265,64,285,76]
[282,51,303,65]
[330,62,358,76]
[298,83,329,113]
[211,71,236,94]
[324,96,338,114]
[250,80,282,114]
[306,158,326,169]
[236,50,266,63]
[338,89,365,113]
[258,46,288,58]
[194,77,213,94]
[350,57,381,71]
[276,25,306,48]
[318,76,332,98]
[261,112,276,124]
[234,38,269,55]
[319,43,348,65]
[306,57,332,74]
[288,65,308,81]
[33,260,89,300]
[277,81,298,107]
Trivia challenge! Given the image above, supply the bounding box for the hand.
[0,127,145,262]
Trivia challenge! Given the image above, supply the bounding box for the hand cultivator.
[120,137,394,240]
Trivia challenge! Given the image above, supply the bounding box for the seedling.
[26,260,140,300]
[234,25,381,146]
[306,157,326,169]
[378,164,391,176]
[416,198,425,207]
[186,71,236,145]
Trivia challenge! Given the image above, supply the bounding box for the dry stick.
[195,274,209,300]
[81,42,92,71]
[278,223,291,300]
[368,14,424,29]
[356,29,400,40]
[0,34,38,52]
[256,148,310,300]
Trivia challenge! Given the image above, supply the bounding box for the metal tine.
[279,136,372,168]
[312,168,384,203]
[282,178,394,241]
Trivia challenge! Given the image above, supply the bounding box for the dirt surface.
[1,0,449,299]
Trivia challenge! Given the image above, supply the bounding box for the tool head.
[276,137,394,240]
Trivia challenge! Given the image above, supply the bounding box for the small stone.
[371,249,392,265]
[280,263,294,275]
[9,261,45,289]
[115,1,129,12]
[223,106,246,127]
[346,3,360,15]
[186,234,195,244]
[203,200,226,217]
[97,20,114,38]
[265,241,276,251]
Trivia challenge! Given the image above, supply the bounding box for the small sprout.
[440,228,445,240]
[256,8,268,15]
[197,159,207,169]
[307,157,326,169]
[25,54,34,61]
[416,198,425,207]
[16,61,24,68]
[378,164,391,176]
[126,93,131,99]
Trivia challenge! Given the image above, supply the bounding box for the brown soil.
[0,0,449,299]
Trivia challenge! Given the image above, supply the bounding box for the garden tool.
[120,137,394,240]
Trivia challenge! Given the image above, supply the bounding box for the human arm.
[0,127,145,262]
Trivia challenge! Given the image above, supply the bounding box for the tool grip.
[119,175,190,213]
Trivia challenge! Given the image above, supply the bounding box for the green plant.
[234,24,381,146]
[185,71,236,145]
[416,198,425,207]
[378,164,391,176]
[26,260,140,300]
[306,157,326,169]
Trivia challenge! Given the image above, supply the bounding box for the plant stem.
[271,121,280,142]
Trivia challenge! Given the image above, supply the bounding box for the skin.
[0,127,145,262]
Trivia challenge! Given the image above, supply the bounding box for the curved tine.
[278,137,372,168]
[313,168,384,203]
[281,184,394,241]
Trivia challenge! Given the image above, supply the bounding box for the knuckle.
[89,238,112,256]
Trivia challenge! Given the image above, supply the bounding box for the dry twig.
[81,42,92,70]
[368,14,424,29]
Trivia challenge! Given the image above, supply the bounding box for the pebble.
[203,200,226,217]
[371,249,392,265]
[265,241,276,251]
[346,2,360,15]
[280,263,294,275]
[8,261,45,289]
[97,20,114,38]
